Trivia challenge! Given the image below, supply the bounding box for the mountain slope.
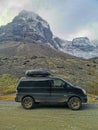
[0,42,98,95]
[0,40,72,59]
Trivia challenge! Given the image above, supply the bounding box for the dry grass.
[0,95,15,100]
[88,93,98,103]
[0,74,19,95]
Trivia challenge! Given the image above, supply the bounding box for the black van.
[15,75,87,110]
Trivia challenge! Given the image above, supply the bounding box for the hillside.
[0,40,98,95]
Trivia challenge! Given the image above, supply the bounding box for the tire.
[67,97,81,110]
[21,96,35,109]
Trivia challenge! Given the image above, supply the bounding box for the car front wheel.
[67,97,81,110]
[21,96,35,109]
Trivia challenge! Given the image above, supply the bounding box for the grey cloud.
[0,0,98,40]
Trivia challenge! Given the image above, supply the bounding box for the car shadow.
[34,103,98,111]
[35,103,68,109]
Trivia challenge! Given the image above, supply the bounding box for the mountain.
[0,10,60,49]
[62,37,98,59]
[0,10,98,59]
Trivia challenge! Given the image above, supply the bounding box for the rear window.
[18,80,50,87]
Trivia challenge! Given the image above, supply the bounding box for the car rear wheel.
[67,97,81,110]
[21,96,35,109]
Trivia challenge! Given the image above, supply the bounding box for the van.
[15,74,87,110]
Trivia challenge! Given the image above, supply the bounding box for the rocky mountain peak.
[71,37,94,51]
[0,10,54,45]
[72,37,93,47]
[13,10,49,29]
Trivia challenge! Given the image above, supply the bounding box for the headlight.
[82,89,86,95]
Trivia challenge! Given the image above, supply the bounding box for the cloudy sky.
[0,0,98,40]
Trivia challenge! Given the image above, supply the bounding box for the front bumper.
[81,95,88,103]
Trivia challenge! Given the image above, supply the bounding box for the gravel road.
[0,100,98,109]
[0,101,98,130]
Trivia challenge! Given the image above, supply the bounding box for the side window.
[18,80,50,87]
[18,81,33,87]
[53,79,65,88]
[35,81,50,87]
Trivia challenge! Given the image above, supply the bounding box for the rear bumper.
[15,97,18,102]
[15,94,22,102]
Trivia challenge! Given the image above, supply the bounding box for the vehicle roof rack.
[25,69,51,77]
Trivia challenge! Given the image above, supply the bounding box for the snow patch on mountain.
[61,37,98,59]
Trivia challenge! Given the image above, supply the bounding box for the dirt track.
[0,101,98,130]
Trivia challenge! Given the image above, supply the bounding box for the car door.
[51,78,68,102]
[32,79,51,102]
